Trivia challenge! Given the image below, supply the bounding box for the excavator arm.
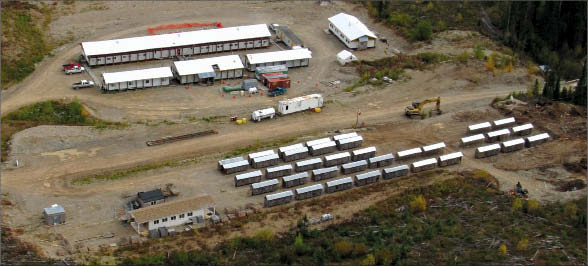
[405,97,442,117]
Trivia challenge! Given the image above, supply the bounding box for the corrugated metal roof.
[502,138,525,147]
[235,170,263,181]
[342,160,367,169]
[296,184,323,194]
[422,142,446,152]
[129,195,214,224]
[253,153,280,163]
[312,141,336,150]
[306,137,331,147]
[82,24,271,57]
[267,164,293,173]
[468,122,491,131]
[283,172,309,182]
[439,152,464,161]
[461,134,485,143]
[312,166,339,175]
[512,123,533,132]
[328,13,377,40]
[296,158,322,167]
[246,48,312,65]
[249,149,276,160]
[356,170,381,180]
[279,143,305,154]
[384,165,409,173]
[369,153,394,163]
[397,147,423,157]
[527,133,550,142]
[284,146,309,156]
[173,55,244,76]
[493,117,516,126]
[44,204,65,215]
[102,67,173,84]
[487,129,511,138]
[325,152,351,161]
[333,132,358,141]
[224,160,249,169]
[477,144,501,153]
[251,179,279,189]
[265,190,293,201]
[412,158,437,168]
[353,146,376,155]
[326,177,352,187]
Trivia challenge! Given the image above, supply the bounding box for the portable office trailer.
[328,13,377,50]
[278,94,323,115]
[306,137,332,147]
[312,166,339,181]
[265,164,293,179]
[218,156,245,170]
[44,204,65,225]
[333,132,358,141]
[102,67,173,91]
[278,143,305,158]
[325,177,353,193]
[248,149,276,162]
[512,123,534,136]
[467,122,492,134]
[310,141,337,156]
[421,142,445,156]
[295,158,323,172]
[492,117,516,129]
[254,65,288,80]
[336,136,363,150]
[283,147,310,162]
[397,147,423,161]
[525,133,550,147]
[342,160,368,174]
[368,153,394,168]
[411,158,437,173]
[234,170,263,187]
[460,134,486,146]
[82,24,271,66]
[264,190,293,207]
[223,160,250,175]
[352,146,376,161]
[252,153,280,168]
[282,172,309,188]
[275,26,304,49]
[354,170,381,186]
[172,55,244,84]
[475,144,501,158]
[486,129,511,143]
[324,152,351,167]
[295,184,323,200]
[383,165,409,179]
[501,138,525,153]
[251,179,279,195]
[245,48,312,71]
[438,152,464,167]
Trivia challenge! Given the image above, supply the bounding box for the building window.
[187,212,193,216]
[145,80,149,84]
[171,216,176,220]
[150,201,155,205]
[162,218,168,222]
[128,82,133,86]
[180,214,185,218]
[161,78,166,83]
[153,220,159,224]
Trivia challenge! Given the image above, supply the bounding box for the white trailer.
[251,107,276,122]
[278,94,323,115]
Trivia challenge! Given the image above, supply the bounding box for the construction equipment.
[405,97,442,117]
[268,87,287,97]
[507,182,529,199]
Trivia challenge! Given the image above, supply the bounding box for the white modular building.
[368,153,394,168]
[306,137,332,147]
[264,190,293,208]
[438,152,464,167]
[460,134,486,146]
[475,144,501,159]
[512,123,534,136]
[324,152,351,167]
[295,158,323,172]
[397,147,423,160]
[352,146,376,161]
[172,55,244,84]
[336,50,358,66]
[245,48,312,71]
[525,133,550,147]
[295,184,324,200]
[341,160,368,175]
[501,138,526,153]
[218,156,245,170]
[328,13,377,50]
[333,132,358,141]
[102,67,173,91]
[411,158,438,173]
[354,170,381,186]
[492,117,516,129]
[467,122,492,134]
[383,165,410,179]
[278,94,324,115]
[421,142,446,155]
[81,24,271,66]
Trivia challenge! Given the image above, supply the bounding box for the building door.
[176,48,181,56]
[53,215,59,225]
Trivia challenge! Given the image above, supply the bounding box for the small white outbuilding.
[336,50,358,66]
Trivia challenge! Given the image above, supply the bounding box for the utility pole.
[355,108,361,128]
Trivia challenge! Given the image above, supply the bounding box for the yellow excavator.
[405,97,442,117]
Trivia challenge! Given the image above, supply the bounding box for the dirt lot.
[1,1,585,261]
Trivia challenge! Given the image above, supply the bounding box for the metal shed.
[467,122,492,134]
[421,142,445,156]
[460,134,486,146]
[352,146,376,161]
[475,144,501,158]
[324,152,351,167]
[218,156,245,170]
[310,141,337,156]
[325,177,353,193]
[492,117,516,129]
[172,55,244,84]
[411,158,438,173]
[295,184,324,200]
[397,147,423,161]
[525,133,550,147]
[283,147,310,162]
[278,143,305,158]
[306,137,332,147]
[368,153,395,168]
[341,160,368,175]
[282,172,309,188]
[486,129,511,143]
[248,149,276,162]
[501,138,525,153]
[245,48,312,71]
[251,179,280,195]
[44,204,65,225]
[383,165,409,179]
[235,170,263,187]
[264,190,293,208]
[336,135,363,150]
[511,123,534,136]
[333,132,358,141]
[252,153,280,168]
[354,170,381,186]
[438,152,464,167]
[275,26,304,49]
[295,158,323,172]
[223,160,250,175]
[266,164,293,179]
[102,67,173,91]
[312,166,339,181]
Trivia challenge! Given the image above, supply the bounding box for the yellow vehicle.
[405,97,442,117]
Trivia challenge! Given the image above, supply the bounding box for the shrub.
[485,56,495,72]
[457,51,470,64]
[526,200,540,214]
[361,254,376,266]
[333,240,353,258]
[512,198,523,212]
[352,243,368,257]
[516,239,529,251]
[474,44,485,59]
[410,195,427,212]
[410,20,433,41]
[498,243,508,256]
[387,13,414,27]
[254,228,274,243]
[563,203,577,220]
[294,233,305,255]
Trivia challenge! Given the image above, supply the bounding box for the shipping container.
[310,141,337,156]
[223,160,250,175]
[251,179,279,195]
[324,152,351,167]
[368,153,394,168]
[262,72,288,85]
[248,149,276,162]
[218,156,245,170]
[382,165,409,179]
[255,65,288,80]
[278,143,305,158]
[525,133,550,148]
[306,137,332,147]
[460,134,486,146]
[438,152,463,167]
[267,77,291,91]
[251,153,280,168]
[501,138,525,153]
[325,177,353,193]
[397,147,423,161]
[341,160,368,174]
[421,142,445,156]
[295,184,323,200]
[475,144,501,158]
[411,158,437,173]
[234,170,263,187]
[295,158,323,172]
[467,122,492,134]
[333,132,358,141]
[354,170,381,186]
[265,164,293,179]
[336,135,363,150]
[511,123,534,136]
[282,172,309,188]
[486,129,511,143]
[352,146,376,161]
[283,146,310,162]
[492,117,516,129]
[264,190,293,207]
[278,94,323,115]
[312,166,339,181]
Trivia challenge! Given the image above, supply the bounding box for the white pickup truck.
[65,66,85,75]
[72,80,95,90]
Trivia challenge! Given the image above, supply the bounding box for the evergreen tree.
[553,74,561,100]
[573,58,587,106]
[543,72,554,98]
[532,79,540,97]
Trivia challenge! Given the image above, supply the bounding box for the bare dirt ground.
[1,1,585,262]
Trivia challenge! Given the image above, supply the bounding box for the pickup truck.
[268,87,287,97]
[72,80,95,90]
[65,66,85,75]
[63,62,81,71]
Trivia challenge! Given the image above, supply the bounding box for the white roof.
[235,170,262,181]
[384,165,409,173]
[218,156,245,166]
[397,147,423,157]
[284,147,309,156]
[253,107,276,117]
[265,190,293,201]
[333,132,358,141]
[412,158,437,168]
[369,153,394,163]
[279,94,323,106]
[353,146,376,155]
[283,172,309,182]
[246,48,312,65]
[326,177,353,187]
[356,170,381,180]
[337,135,363,144]
[527,133,550,142]
[493,117,516,126]
[224,160,249,169]
[267,164,293,173]
[487,129,511,138]
[328,13,377,40]
[279,143,305,154]
[422,142,446,152]
[173,55,243,76]
[82,24,271,57]
[439,152,464,161]
[312,141,336,150]
[502,138,525,147]
[468,122,492,131]
[102,67,173,84]
[512,123,534,132]
[253,153,280,163]
[337,50,357,60]
[477,144,501,153]
[325,152,351,161]
[249,149,276,160]
[251,179,279,189]
[342,160,367,168]
[461,134,485,143]
[312,166,339,175]
[44,204,65,215]
[306,137,332,147]
[296,184,324,194]
[296,158,322,167]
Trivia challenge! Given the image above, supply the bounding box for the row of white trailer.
[262,151,464,207]
[474,133,551,158]
[466,117,516,134]
[461,121,535,146]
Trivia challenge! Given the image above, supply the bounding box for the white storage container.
[278,94,323,115]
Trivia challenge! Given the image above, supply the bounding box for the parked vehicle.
[268,87,287,97]
[251,107,276,122]
[62,62,82,71]
[65,66,86,75]
[72,80,95,90]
